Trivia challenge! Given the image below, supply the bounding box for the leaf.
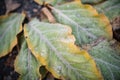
[88,40,120,80]
[94,0,120,21]
[51,1,112,46]
[34,0,74,6]
[0,13,24,57]
[14,39,41,80]
[81,0,104,4]
[24,19,103,80]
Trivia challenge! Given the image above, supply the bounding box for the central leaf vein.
[28,24,89,80]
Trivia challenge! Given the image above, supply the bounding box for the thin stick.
[41,7,56,23]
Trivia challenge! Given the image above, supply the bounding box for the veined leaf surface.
[51,1,112,45]
[15,39,41,80]
[24,19,103,80]
[0,13,24,57]
[94,0,120,21]
[89,40,120,80]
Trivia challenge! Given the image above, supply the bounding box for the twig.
[41,7,56,23]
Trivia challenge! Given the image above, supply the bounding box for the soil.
[0,47,19,80]
[0,0,6,15]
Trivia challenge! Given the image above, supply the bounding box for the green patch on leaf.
[15,39,41,80]
[89,40,120,80]
[0,13,24,57]
[94,0,120,21]
[24,19,103,80]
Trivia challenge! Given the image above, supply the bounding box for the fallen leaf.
[5,0,21,14]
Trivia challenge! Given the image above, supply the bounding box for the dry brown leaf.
[5,0,21,14]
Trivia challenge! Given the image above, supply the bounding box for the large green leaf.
[88,40,120,80]
[51,1,112,46]
[0,13,24,57]
[24,19,103,80]
[15,39,41,80]
[94,0,120,21]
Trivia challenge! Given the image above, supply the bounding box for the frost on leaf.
[94,0,120,21]
[24,19,103,80]
[51,1,112,46]
[0,13,24,57]
[15,39,41,80]
[89,40,120,80]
